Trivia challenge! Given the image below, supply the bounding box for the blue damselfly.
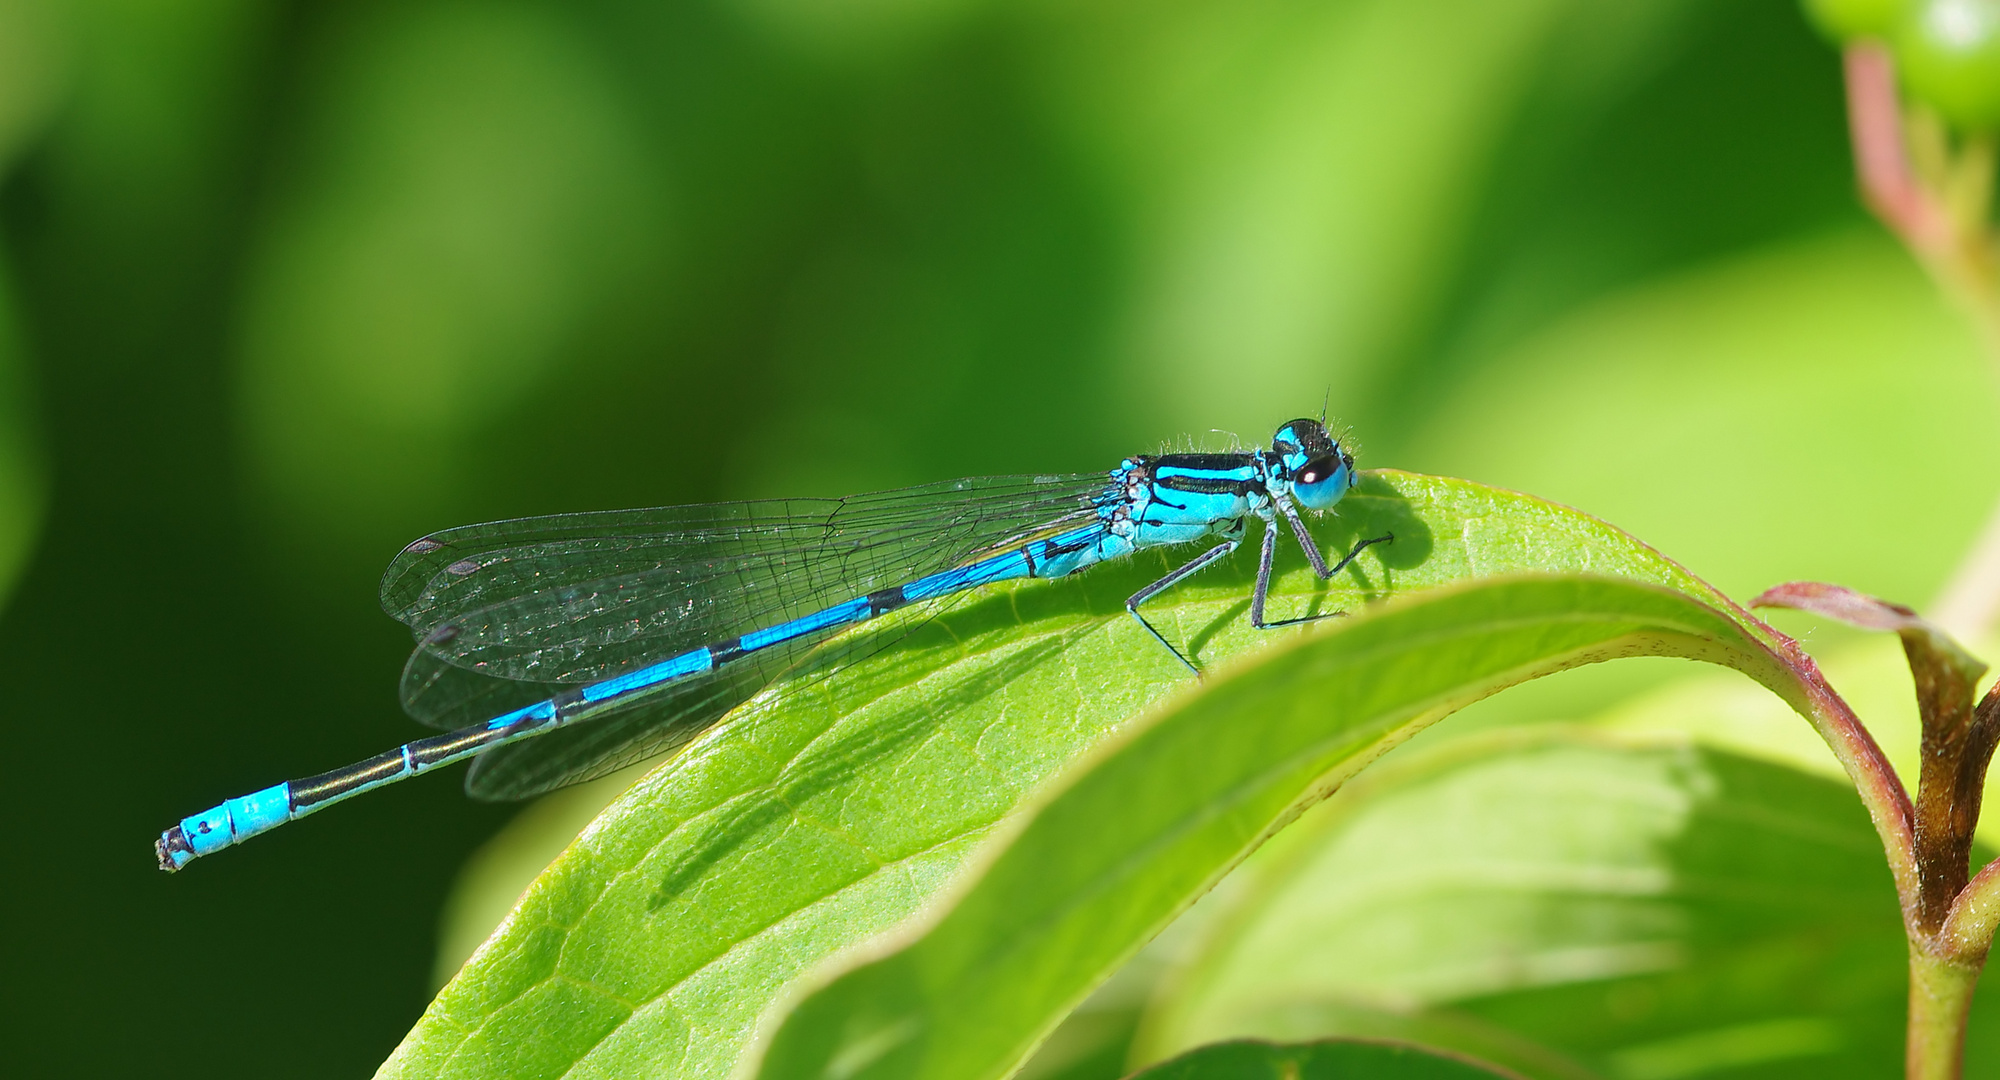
[156,418,1391,870]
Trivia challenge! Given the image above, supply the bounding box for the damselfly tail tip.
[155,826,193,873]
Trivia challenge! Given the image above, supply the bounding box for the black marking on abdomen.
[551,687,587,722]
[409,727,500,769]
[291,749,408,809]
[868,586,909,614]
[1018,547,1038,577]
[709,635,745,666]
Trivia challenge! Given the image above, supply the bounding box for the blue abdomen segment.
[901,524,1126,601]
[580,648,715,703]
[1031,526,1132,578]
[165,782,292,866]
[741,598,874,651]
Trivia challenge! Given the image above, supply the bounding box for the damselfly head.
[1270,418,1336,470]
[1272,418,1356,511]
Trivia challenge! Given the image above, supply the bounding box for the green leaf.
[380,471,1834,1080]
[1136,725,1907,1079]
[750,575,1812,1080]
[1126,1038,1524,1080]
[1031,618,2000,1080]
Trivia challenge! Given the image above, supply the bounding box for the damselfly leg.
[1125,536,1242,674]
[1252,512,1396,630]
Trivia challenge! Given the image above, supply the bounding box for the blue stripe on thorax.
[1152,463,1258,483]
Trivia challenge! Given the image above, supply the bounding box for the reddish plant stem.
[1741,620,1922,925]
[1909,649,1994,933]
[1847,43,1955,256]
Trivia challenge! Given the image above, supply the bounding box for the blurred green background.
[2,0,1996,1076]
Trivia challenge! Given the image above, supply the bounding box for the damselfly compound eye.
[1293,455,1349,510]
